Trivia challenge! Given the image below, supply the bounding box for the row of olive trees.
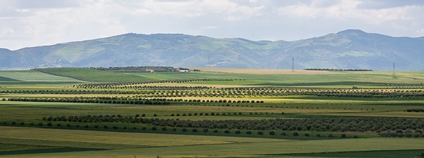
[40,115,424,134]
[2,121,358,138]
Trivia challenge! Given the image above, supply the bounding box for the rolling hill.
[1,29,423,70]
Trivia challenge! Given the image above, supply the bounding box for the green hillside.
[1,30,424,70]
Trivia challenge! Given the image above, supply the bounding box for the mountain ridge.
[1,29,423,70]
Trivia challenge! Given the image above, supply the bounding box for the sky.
[1,0,424,50]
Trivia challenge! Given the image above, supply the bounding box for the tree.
[257,131,264,135]
[418,152,424,158]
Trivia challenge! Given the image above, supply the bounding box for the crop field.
[0,67,424,158]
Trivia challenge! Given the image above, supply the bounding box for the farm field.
[0,67,424,158]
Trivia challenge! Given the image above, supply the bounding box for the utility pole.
[292,57,294,72]
[393,63,396,79]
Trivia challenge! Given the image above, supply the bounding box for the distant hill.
[1,29,423,70]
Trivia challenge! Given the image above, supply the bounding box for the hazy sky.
[1,0,424,50]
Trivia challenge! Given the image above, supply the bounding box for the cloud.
[0,0,423,50]
[203,26,219,29]
[133,0,265,20]
[277,0,423,24]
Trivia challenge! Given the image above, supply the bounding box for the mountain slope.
[1,30,423,70]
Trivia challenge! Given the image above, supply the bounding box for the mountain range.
[1,29,423,70]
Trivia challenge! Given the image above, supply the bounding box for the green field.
[0,68,423,158]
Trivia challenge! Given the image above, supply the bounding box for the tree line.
[304,68,373,71]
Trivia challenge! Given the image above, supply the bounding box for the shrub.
[316,133,321,137]
[151,126,157,130]
[192,128,198,132]
[293,131,299,136]
[213,129,218,133]
[103,125,108,129]
[353,135,358,138]
[38,122,43,126]
[162,127,167,131]
[182,128,188,132]
[235,130,241,134]
[280,132,286,136]
[257,131,264,135]
[304,133,310,137]
[224,130,230,134]
[94,125,99,128]
[56,123,61,127]
[84,125,89,128]
[328,134,333,137]
[269,131,275,135]
[246,131,252,134]
[20,122,25,125]
[113,126,118,129]
[47,122,52,126]
[203,128,208,133]
[132,127,137,130]
[11,122,16,125]
[340,134,346,138]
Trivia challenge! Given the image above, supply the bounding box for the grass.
[30,68,424,87]
[0,127,238,148]
[0,145,101,156]
[0,76,18,82]
[0,71,81,82]
[278,149,424,158]
[33,68,150,82]
[0,143,55,152]
[1,126,424,158]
